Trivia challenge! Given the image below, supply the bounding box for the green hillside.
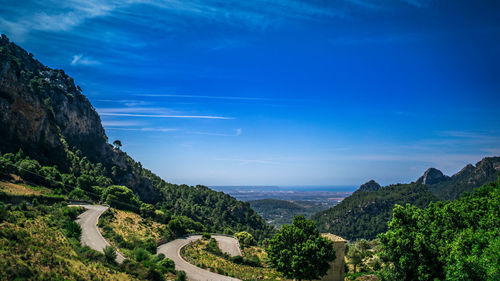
[311,183,438,240]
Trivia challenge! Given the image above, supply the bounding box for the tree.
[101,185,141,211]
[103,245,117,263]
[347,243,364,273]
[234,231,256,248]
[379,179,500,281]
[267,216,336,281]
[113,140,122,149]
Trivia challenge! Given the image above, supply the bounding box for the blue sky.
[1,0,499,186]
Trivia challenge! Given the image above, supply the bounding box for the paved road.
[216,235,242,257]
[157,235,241,281]
[71,205,241,280]
[69,204,125,263]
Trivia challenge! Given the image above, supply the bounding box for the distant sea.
[211,185,356,192]
[210,186,356,202]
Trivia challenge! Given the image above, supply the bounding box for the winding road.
[71,204,241,281]
[157,235,241,281]
[70,204,125,263]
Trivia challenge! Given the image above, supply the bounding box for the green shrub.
[103,245,117,263]
[202,232,211,239]
[65,221,81,239]
[234,231,256,248]
[175,270,187,281]
[206,238,222,255]
[158,258,175,273]
[133,247,150,262]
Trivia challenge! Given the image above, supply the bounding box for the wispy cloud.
[0,0,342,41]
[191,128,242,136]
[96,107,175,114]
[71,54,100,65]
[99,112,233,119]
[138,94,271,101]
[101,120,143,127]
[106,127,177,132]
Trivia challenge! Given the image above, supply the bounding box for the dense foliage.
[312,183,438,240]
[267,216,336,281]
[379,178,500,281]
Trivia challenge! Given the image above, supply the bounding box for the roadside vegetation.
[181,236,288,281]
[0,202,135,280]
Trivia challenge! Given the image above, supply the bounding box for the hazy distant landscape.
[212,186,353,227]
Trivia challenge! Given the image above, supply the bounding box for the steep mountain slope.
[0,34,272,240]
[311,158,500,240]
[426,157,500,200]
[311,183,437,240]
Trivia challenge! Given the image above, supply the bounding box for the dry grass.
[182,239,289,281]
[0,213,135,280]
[107,209,164,240]
[0,181,52,196]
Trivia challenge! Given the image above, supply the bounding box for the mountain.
[311,182,438,240]
[311,157,500,240]
[0,34,272,240]
[416,168,449,185]
[425,157,500,200]
[354,180,381,193]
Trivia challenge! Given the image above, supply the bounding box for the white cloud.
[106,127,177,132]
[191,128,242,136]
[71,54,100,65]
[99,112,233,119]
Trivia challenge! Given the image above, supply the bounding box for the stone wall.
[318,233,346,281]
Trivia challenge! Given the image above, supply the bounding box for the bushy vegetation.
[344,239,382,280]
[235,231,256,248]
[378,178,500,281]
[181,238,286,280]
[0,202,134,280]
[267,216,336,281]
[312,183,438,240]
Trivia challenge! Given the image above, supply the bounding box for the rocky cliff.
[427,157,500,200]
[355,180,381,193]
[416,168,449,185]
[0,34,158,202]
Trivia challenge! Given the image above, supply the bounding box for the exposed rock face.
[451,157,500,186]
[356,180,381,192]
[0,34,159,202]
[416,168,450,185]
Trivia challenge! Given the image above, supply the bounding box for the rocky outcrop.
[355,180,381,193]
[424,157,500,200]
[0,34,159,202]
[416,168,450,185]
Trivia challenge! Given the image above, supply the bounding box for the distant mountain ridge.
[311,157,500,240]
[425,156,500,200]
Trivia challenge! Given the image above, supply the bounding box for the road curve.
[157,235,241,281]
[69,204,125,263]
[216,235,242,257]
